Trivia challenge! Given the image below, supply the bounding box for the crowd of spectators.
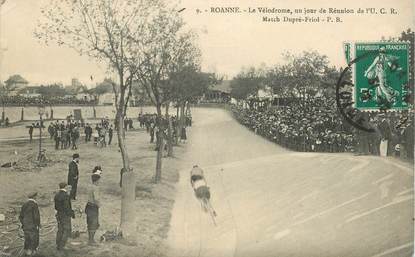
[232,97,355,152]
[138,113,192,149]
[232,96,414,159]
[2,96,96,106]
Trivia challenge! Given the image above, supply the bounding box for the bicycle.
[199,192,217,226]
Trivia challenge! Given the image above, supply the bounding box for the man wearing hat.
[19,192,41,256]
[85,170,102,245]
[68,153,80,200]
[54,182,75,251]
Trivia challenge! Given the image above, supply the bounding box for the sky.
[0,0,413,86]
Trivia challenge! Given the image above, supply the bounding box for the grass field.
[0,126,185,257]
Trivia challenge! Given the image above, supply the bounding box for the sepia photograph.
[0,0,413,256]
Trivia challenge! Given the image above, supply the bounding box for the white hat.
[93,170,102,176]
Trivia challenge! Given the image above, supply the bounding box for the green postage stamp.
[347,42,411,111]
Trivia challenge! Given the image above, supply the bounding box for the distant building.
[65,78,86,95]
[19,86,41,98]
[4,74,29,95]
[99,93,115,106]
[75,93,93,102]
[254,85,273,100]
[71,78,82,88]
[202,80,231,103]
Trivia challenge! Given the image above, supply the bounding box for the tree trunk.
[165,103,173,157]
[175,105,180,144]
[117,109,136,242]
[2,102,5,122]
[154,104,163,183]
[120,170,136,241]
[178,101,186,140]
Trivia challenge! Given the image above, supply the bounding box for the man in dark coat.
[150,124,155,143]
[54,182,75,251]
[108,125,113,145]
[71,127,79,150]
[28,124,34,143]
[19,192,41,256]
[68,154,80,200]
[48,123,55,139]
[124,117,129,131]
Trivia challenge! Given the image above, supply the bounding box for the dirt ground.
[0,125,186,257]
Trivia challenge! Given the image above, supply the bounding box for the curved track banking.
[166,107,414,257]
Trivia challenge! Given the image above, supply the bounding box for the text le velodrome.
[209,7,356,14]
[209,7,354,23]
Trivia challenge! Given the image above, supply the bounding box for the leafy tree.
[265,64,293,97]
[169,65,219,147]
[94,78,113,95]
[282,50,330,98]
[230,66,266,100]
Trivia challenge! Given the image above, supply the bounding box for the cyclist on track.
[190,165,217,216]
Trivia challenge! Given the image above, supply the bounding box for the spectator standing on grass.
[19,192,40,257]
[54,127,62,150]
[66,124,72,148]
[54,182,75,252]
[124,117,129,131]
[71,126,80,150]
[108,125,113,145]
[99,125,107,147]
[68,154,80,200]
[85,170,102,245]
[145,118,150,133]
[86,123,93,142]
[150,124,155,143]
[129,118,133,129]
[48,123,54,139]
[181,125,187,143]
[61,127,67,149]
[29,124,34,143]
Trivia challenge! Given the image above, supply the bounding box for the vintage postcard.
[0,0,413,257]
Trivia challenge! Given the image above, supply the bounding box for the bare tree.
[35,0,163,240]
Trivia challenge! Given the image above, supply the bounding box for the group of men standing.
[354,113,414,158]
[18,153,102,256]
[47,120,81,150]
[139,113,190,147]
[38,117,115,150]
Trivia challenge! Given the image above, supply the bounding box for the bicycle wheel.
[205,200,217,226]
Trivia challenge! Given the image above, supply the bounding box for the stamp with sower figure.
[353,42,410,111]
[337,41,412,132]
